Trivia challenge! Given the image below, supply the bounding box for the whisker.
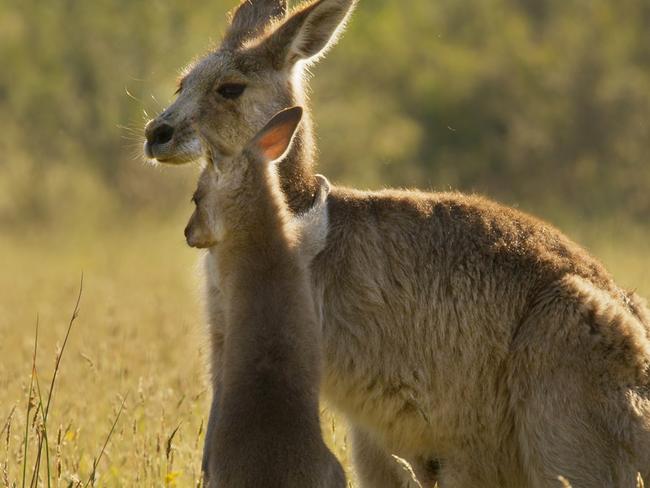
[150,94,164,109]
[120,136,145,144]
[117,124,143,135]
[124,87,144,104]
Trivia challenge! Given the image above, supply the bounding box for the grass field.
[1,207,648,487]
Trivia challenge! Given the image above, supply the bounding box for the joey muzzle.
[185,217,217,249]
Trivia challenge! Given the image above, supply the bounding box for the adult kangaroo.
[144,1,650,486]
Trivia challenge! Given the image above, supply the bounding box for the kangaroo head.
[144,0,357,166]
[185,106,304,249]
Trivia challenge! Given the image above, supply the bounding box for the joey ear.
[250,106,303,162]
[262,0,357,67]
[224,0,288,48]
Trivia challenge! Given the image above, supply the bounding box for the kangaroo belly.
[320,336,435,456]
[315,273,518,460]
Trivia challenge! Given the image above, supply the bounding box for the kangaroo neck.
[277,106,318,214]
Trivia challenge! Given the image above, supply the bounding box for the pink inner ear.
[257,125,293,161]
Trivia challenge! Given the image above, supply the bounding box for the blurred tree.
[0,0,648,223]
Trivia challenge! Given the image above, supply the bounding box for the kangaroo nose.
[147,123,175,146]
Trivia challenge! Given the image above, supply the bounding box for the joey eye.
[217,83,246,100]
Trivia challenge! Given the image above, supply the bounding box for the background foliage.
[1,0,649,224]
[0,1,648,486]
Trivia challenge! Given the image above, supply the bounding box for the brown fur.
[147,1,650,486]
[317,187,650,487]
[185,107,345,487]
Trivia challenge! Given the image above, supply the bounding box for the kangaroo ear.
[262,0,356,67]
[224,0,288,48]
[250,106,303,162]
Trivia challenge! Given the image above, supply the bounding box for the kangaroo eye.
[175,77,186,95]
[217,83,246,100]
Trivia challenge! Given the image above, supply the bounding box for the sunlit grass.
[1,216,209,486]
[0,215,352,487]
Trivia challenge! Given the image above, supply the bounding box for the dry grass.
[0,214,351,487]
[0,212,648,487]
